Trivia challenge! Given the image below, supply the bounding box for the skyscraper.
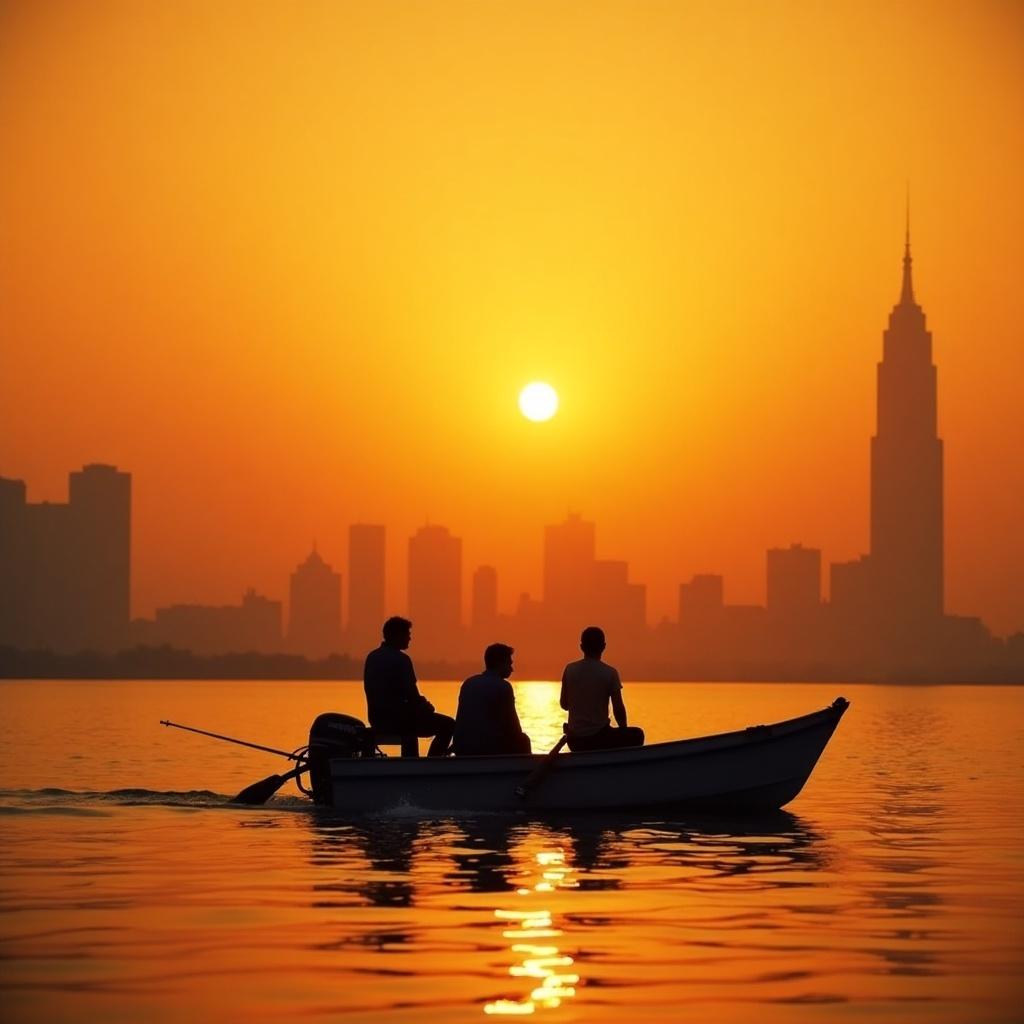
[0,465,130,652]
[288,547,342,657]
[471,565,498,632]
[590,559,646,634]
[347,524,386,651]
[678,574,724,627]
[68,464,131,650]
[408,524,462,657]
[870,222,944,641]
[543,513,596,623]
[0,478,29,646]
[766,544,821,617]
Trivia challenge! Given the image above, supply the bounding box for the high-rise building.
[68,464,131,650]
[0,478,30,646]
[408,524,462,656]
[830,556,871,617]
[0,465,130,652]
[589,559,646,633]
[543,513,596,622]
[288,547,341,658]
[870,223,944,638]
[471,565,498,632]
[766,544,821,617]
[347,524,386,651]
[678,574,724,626]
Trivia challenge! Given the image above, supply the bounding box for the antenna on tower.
[900,184,915,305]
[905,181,911,251]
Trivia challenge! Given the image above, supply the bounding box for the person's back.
[560,626,644,752]
[453,644,531,756]
[363,642,419,726]
[561,657,621,737]
[362,616,454,757]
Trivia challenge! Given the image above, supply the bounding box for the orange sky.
[2,0,1022,636]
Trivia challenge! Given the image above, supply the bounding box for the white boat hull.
[326,698,849,814]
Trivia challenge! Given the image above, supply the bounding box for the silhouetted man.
[453,643,531,756]
[560,626,644,752]
[363,616,454,757]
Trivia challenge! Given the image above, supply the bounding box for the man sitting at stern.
[453,644,532,756]
[363,616,454,757]
[560,626,645,752]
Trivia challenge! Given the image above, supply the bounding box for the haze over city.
[2,2,1022,644]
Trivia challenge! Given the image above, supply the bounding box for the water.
[1,680,1022,1023]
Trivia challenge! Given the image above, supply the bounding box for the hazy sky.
[2,0,1022,635]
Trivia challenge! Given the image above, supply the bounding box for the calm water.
[0,680,1022,1023]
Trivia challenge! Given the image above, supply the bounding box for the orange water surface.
[1,680,1022,1023]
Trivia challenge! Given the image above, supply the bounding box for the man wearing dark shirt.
[363,616,454,757]
[453,643,531,756]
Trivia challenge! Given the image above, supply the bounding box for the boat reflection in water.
[462,811,826,1017]
[302,808,826,1018]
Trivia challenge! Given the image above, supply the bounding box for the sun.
[518,382,559,422]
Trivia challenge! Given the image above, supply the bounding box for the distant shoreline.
[1,645,1020,685]
[2,678,1023,686]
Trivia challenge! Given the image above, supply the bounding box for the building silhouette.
[523,514,648,662]
[822,221,957,669]
[0,464,130,652]
[767,544,821,617]
[830,556,871,616]
[4,218,1020,680]
[869,222,944,649]
[590,558,646,638]
[543,513,596,626]
[139,588,282,654]
[288,547,341,657]
[679,574,724,627]
[408,524,462,657]
[347,524,386,651]
[471,565,498,633]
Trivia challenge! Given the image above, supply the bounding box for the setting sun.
[519,382,559,422]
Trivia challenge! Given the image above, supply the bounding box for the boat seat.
[371,732,419,758]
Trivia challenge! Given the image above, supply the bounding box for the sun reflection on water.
[484,847,581,1016]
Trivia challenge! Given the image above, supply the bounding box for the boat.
[322,697,850,814]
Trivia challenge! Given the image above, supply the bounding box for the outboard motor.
[306,713,376,806]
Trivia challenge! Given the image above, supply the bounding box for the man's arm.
[559,668,569,711]
[611,690,628,728]
[504,680,525,738]
[402,655,433,710]
[610,669,627,728]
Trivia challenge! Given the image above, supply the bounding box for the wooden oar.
[160,718,310,805]
[232,763,309,805]
[515,734,569,800]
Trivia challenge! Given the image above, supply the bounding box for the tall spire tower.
[869,215,944,645]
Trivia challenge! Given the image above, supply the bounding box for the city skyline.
[4,209,1021,636]
[5,229,1021,658]
[2,225,1020,681]
[4,4,1022,646]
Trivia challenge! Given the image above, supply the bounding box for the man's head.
[580,626,606,658]
[483,643,515,678]
[382,616,412,649]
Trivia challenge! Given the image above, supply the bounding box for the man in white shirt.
[559,626,645,752]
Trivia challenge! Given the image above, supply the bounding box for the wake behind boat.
[319,697,849,814]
